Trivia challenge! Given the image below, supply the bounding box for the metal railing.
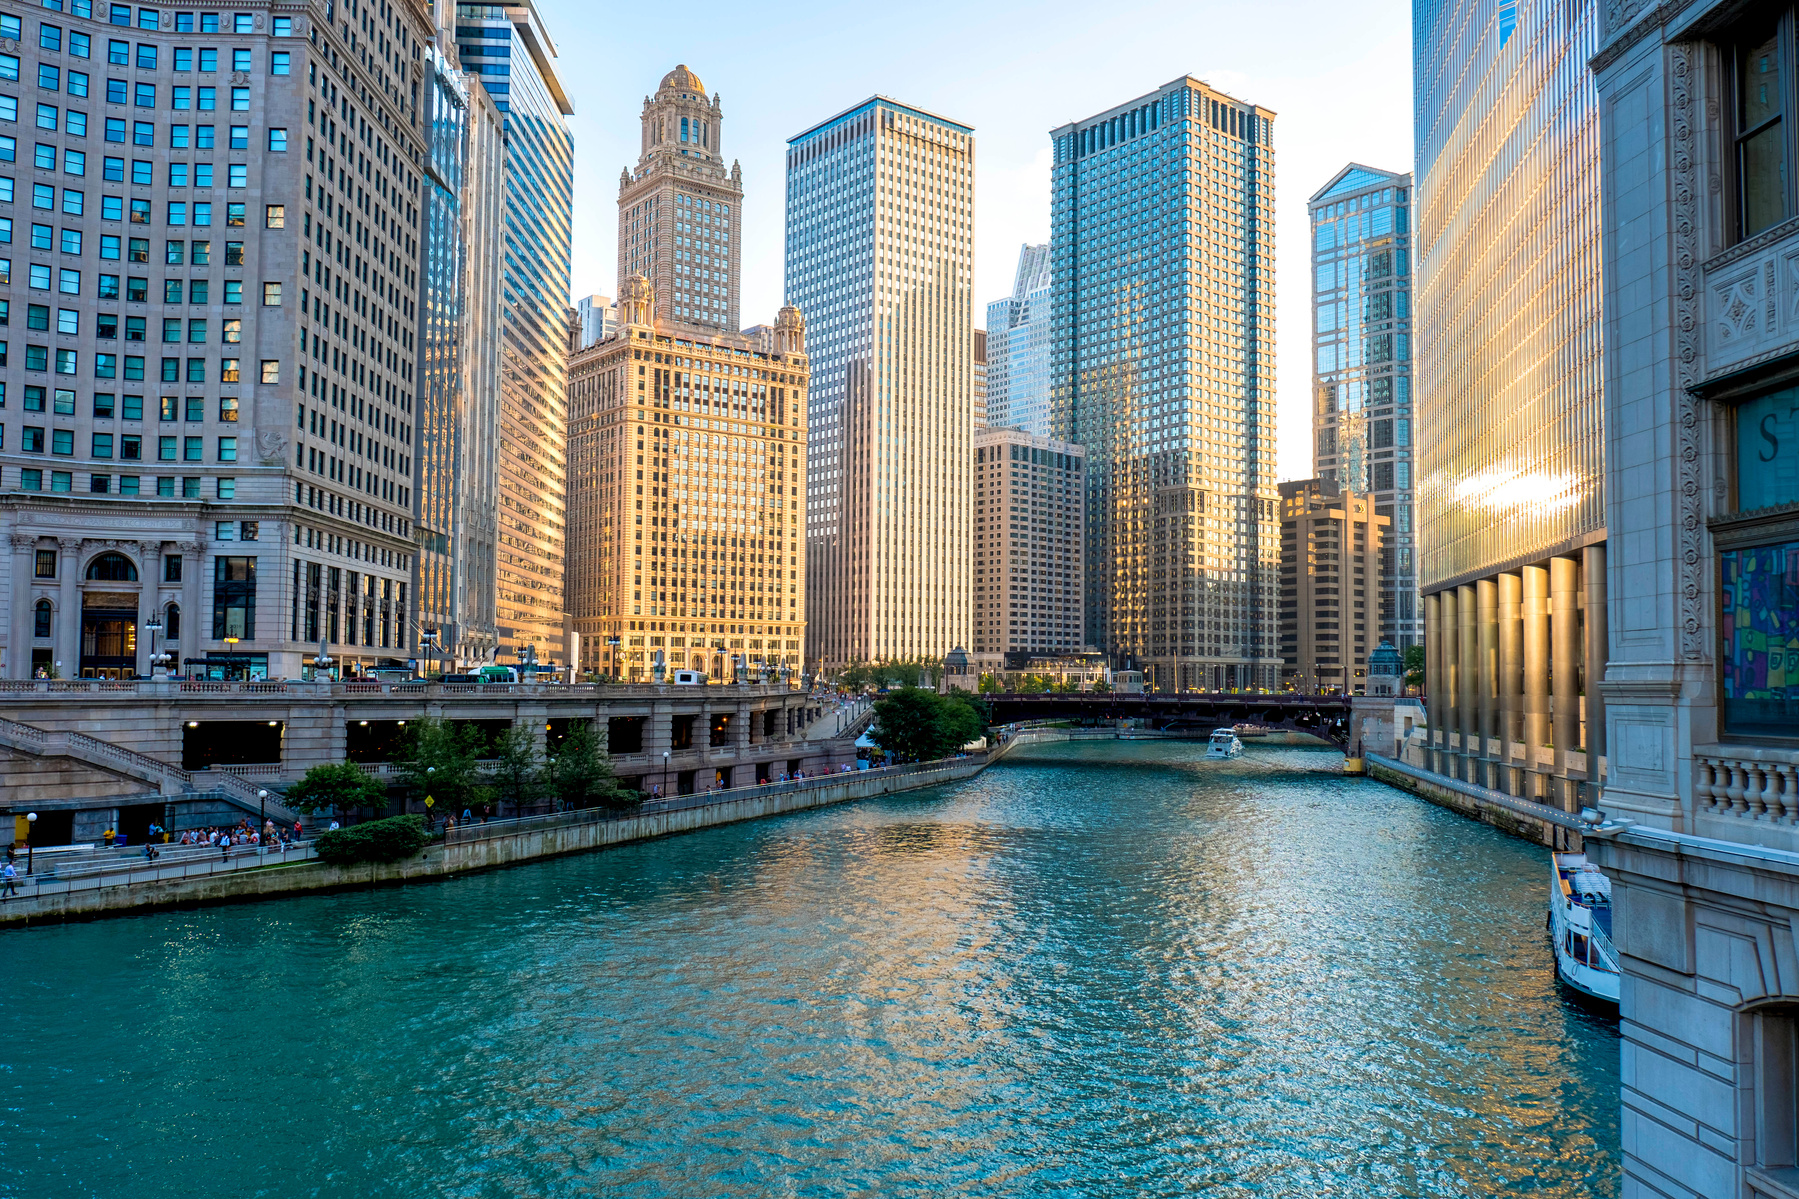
[8,841,316,898]
[0,679,811,700]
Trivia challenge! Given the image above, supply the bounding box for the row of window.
[8,307,246,342]
[3,151,279,184]
[1,11,283,36]
[0,265,273,300]
[17,33,285,73]
[5,390,235,420]
[17,469,225,496]
[7,425,237,460]
[0,197,271,229]
[1,119,258,146]
[1,347,277,380]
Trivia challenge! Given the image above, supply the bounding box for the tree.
[489,723,543,810]
[1091,677,1113,693]
[978,672,1001,694]
[398,717,485,811]
[283,762,387,816]
[315,814,431,865]
[1403,644,1426,693]
[548,720,634,810]
[1018,673,1050,694]
[869,687,986,762]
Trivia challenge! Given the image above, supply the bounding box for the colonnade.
[6,534,204,679]
[1423,544,1607,812]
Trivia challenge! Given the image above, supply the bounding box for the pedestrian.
[220,838,231,863]
[142,841,159,863]
[103,827,116,848]
[1,860,17,899]
[293,819,302,840]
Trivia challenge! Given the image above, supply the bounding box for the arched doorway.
[81,552,140,678]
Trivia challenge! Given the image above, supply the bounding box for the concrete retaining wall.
[1368,755,1570,847]
[1,754,998,927]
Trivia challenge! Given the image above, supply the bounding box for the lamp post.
[257,789,268,852]
[142,615,164,680]
[312,636,334,683]
[606,634,621,679]
[24,811,35,874]
[661,749,670,799]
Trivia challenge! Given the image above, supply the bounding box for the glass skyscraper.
[985,243,1052,435]
[788,97,975,669]
[414,15,504,671]
[1308,164,1418,649]
[1050,79,1279,693]
[1414,0,1607,806]
[454,2,574,667]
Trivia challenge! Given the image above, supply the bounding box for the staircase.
[0,716,299,822]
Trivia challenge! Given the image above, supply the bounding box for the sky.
[537,0,1413,481]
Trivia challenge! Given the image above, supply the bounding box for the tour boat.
[1549,852,1620,1007]
[1206,728,1243,759]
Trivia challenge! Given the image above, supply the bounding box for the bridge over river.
[982,691,1364,748]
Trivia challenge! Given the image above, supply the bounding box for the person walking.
[1,860,18,899]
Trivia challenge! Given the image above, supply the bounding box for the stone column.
[1457,583,1478,777]
[1498,572,1523,752]
[135,541,161,677]
[734,700,752,762]
[179,541,203,673]
[1583,543,1608,776]
[1438,588,1458,757]
[645,698,672,798]
[1522,564,1550,779]
[8,535,35,678]
[55,537,81,678]
[1424,591,1442,744]
[1551,555,1580,805]
[1477,576,1498,769]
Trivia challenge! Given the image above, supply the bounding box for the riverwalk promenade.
[0,746,1010,928]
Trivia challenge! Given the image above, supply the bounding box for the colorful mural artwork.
[1722,539,1799,736]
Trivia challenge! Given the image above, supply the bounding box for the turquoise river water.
[0,741,1619,1198]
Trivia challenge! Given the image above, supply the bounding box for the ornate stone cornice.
[1592,0,1690,73]
[1670,42,1711,663]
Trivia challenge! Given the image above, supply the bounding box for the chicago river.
[0,742,1618,1197]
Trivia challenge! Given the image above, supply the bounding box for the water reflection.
[0,741,1617,1198]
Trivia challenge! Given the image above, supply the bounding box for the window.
[215,477,232,499]
[33,599,52,638]
[273,17,291,36]
[35,103,56,130]
[192,163,210,187]
[108,38,128,64]
[121,393,141,419]
[221,316,239,343]
[263,203,282,228]
[239,520,256,540]
[163,279,182,304]
[57,268,77,293]
[133,82,153,108]
[168,123,187,148]
[266,127,285,152]
[62,148,83,175]
[56,308,77,334]
[228,124,245,149]
[33,549,55,579]
[225,201,243,226]
[198,48,216,70]
[0,56,17,83]
[223,241,242,266]
[261,281,280,306]
[49,470,70,492]
[195,85,214,111]
[160,316,180,342]
[159,356,176,382]
[1735,18,1794,240]
[187,318,205,342]
[217,394,235,421]
[31,182,51,209]
[182,434,201,460]
[94,348,116,373]
[219,356,238,381]
[190,240,208,265]
[270,52,289,76]
[52,388,73,415]
[216,435,234,461]
[126,276,146,301]
[212,555,255,639]
[65,111,84,138]
[159,395,175,421]
[173,47,191,71]
[163,554,181,582]
[258,359,278,384]
[20,468,41,489]
[1722,540,1799,737]
[93,393,113,417]
[69,33,89,60]
[38,65,59,92]
[67,73,87,99]
[121,433,140,458]
[91,431,112,458]
[227,163,245,188]
[185,356,203,382]
[135,43,156,70]
[132,120,152,146]
[129,197,149,222]
[229,87,247,112]
[59,228,80,255]
[214,519,234,541]
[222,279,241,303]
[231,49,250,72]
[51,428,73,455]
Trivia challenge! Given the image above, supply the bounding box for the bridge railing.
[0,679,812,700]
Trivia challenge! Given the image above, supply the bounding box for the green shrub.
[315,814,431,866]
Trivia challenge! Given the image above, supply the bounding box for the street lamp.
[312,636,334,682]
[661,749,671,799]
[24,811,35,874]
[142,615,165,680]
[257,789,268,850]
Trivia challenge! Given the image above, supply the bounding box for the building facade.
[1277,478,1386,693]
[453,0,573,669]
[1050,79,1280,693]
[1308,163,1417,650]
[413,6,503,673]
[985,242,1051,435]
[972,326,986,429]
[1584,4,1799,1195]
[572,293,616,350]
[616,65,741,336]
[1415,0,1606,808]
[0,0,433,680]
[563,279,807,681]
[788,97,974,671]
[972,426,1083,657]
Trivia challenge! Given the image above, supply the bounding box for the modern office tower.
[972,328,987,429]
[1277,479,1387,693]
[563,279,809,681]
[618,65,741,334]
[454,0,574,669]
[0,1,431,680]
[1415,0,1604,807]
[573,295,617,350]
[1050,80,1280,693]
[788,97,974,670]
[1308,164,1417,651]
[985,242,1052,434]
[971,427,1083,656]
[413,13,504,674]
[1583,6,1799,1186]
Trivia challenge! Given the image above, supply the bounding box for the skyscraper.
[985,243,1052,435]
[972,428,1084,656]
[617,65,742,334]
[1308,165,1417,651]
[1050,80,1280,693]
[414,6,505,672]
[1277,478,1387,693]
[572,295,618,351]
[454,1,574,669]
[972,329,988,430]
[564,66,808,682]
[788,98,975,670]
[0,1,431,680]
[1415,0,1605,806]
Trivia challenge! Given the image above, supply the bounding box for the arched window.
[33,599,52,639]
[85,552,138,581]
[164,603,180,643]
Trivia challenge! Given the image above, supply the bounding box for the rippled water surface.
[0,742,1618,1198]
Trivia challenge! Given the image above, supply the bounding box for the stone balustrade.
[1695,747,1799,826]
